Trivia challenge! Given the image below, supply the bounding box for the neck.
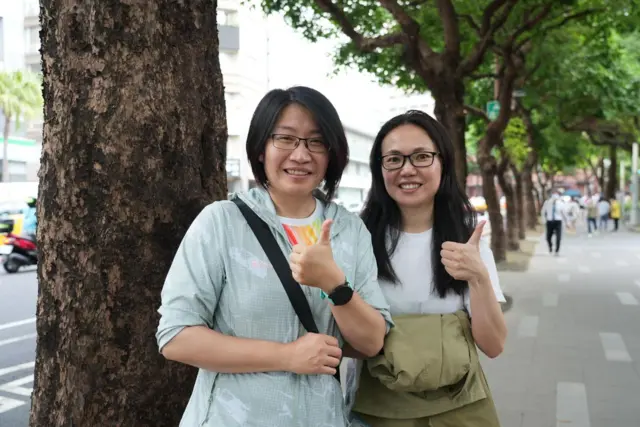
[400,202,434,233]
[269,189,316,218]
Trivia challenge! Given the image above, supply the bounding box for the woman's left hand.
[289,219,344,292]
[440,221,489,284]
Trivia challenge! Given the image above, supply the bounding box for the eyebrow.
[383,147,434,156]
[274,125,322,135]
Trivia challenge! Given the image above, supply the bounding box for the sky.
[261,11,434,133]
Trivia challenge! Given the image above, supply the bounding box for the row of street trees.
[29,1,639,426]
[257,0,640,260]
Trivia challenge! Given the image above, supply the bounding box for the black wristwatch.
[328,280,354,306]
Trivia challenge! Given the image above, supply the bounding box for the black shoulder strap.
[232,197,319,334]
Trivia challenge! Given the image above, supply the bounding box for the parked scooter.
[0,233,37,273]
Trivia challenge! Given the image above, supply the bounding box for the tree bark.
[511,167,526,240]
[605,145,617,200]
[31,2,227,426]
[478,141,506,262]
[524,168,538,229]
[432,83,467,190]
[497,165,519,251]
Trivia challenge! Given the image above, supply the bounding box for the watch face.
[330,284,354,305]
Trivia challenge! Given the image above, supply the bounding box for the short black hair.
[245,86,349,201]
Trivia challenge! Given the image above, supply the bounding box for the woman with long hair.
[156,86,392,426]
[349,110,506,426]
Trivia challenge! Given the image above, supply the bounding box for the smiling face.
[381,123,442,211]
[261,103,329,200]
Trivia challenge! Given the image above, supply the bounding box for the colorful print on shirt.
[282,218,323,246]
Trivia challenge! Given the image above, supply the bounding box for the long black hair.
[245,86,349,201]
[360,110,476,298]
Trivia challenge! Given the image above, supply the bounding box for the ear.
[259,153,264,163]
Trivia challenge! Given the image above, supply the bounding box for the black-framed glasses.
[381,151,439,171]
[271,134,328,153]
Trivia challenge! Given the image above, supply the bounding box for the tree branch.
[460,0,519,76]
[314,0,409,52]
[377,0,436,59]
[469,72,500,80]
[464,105,490,123]
[436,0,461,61]
[459,14,480,33]
[515,7,603,51]
[506,3,553,48]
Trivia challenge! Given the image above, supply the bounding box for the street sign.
[486,100,500,120]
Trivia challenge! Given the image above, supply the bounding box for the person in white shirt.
[349,110,506,426]
[541,192,566,255]
[565,197,581,232]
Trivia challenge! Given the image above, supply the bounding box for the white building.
[219,1,375,203]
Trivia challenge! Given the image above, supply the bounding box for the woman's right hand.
[285,333,342,375]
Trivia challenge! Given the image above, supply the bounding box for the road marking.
[0,362,34,377]
[577,266,591,273]
[599,332,632,362]
[0,317,35,331]
[0,333,37,347]
[556,382,591,427]
[591,252,602,258]
[517,316,539,338]
[558,273,570,282]
[557,257,568,264]
[543,293,559,307]
[0,374,33,397]
[615,260,629,267]
[0,395,26,414]
[616,292,638,306]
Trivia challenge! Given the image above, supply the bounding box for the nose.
[399,160,417,176]
[289,142,312,162]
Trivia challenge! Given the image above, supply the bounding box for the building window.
[217,9,239,26]
[24,26,40,53]
[0,161,28,182]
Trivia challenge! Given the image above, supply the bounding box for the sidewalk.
[482,227,640,426]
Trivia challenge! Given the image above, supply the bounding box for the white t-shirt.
[379,229,505,316]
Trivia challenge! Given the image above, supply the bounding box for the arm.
[468,240,507,358]
[157,203,288,373]
[469,274,507,358]
[322,222,392,358]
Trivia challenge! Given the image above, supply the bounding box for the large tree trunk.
[432,83,467,191]
[31,2,227,426]
[524,168,538,229]
[605,145,617,200]
[497,167,519,251]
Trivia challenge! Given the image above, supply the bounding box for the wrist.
[278,341,294,372]
[319,266,345,294]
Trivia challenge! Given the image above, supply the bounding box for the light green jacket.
[156,187,393,427]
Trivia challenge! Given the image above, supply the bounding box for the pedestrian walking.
[541,191,566,255]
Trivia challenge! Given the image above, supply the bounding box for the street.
[0,228,639,426]
[0,267,37,427]
[483,227,640,426]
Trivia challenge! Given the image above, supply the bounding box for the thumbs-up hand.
[289,219,345,293]
[440,221,489,285]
